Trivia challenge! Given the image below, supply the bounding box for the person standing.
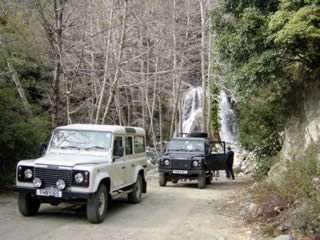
[226,146,235,180]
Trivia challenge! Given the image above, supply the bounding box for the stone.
[273,235,294,240]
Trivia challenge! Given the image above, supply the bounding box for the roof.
[56,124,146,135]
[171,137,207,141]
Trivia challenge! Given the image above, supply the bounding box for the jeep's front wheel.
[198,172,206,189]
[18,193,40,216]
[128,175,143,204]
[87,184,108,224]
[159,173,167,187]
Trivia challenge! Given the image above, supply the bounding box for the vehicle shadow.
[37,196,142,222]
[165,177,253,191]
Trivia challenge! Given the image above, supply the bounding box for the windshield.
[49,129,112,152]
[168,139,205,152]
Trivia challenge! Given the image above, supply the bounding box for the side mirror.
[39,143,47,156]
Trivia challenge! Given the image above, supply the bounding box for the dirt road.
[0,177,253,240]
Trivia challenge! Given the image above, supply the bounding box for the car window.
[134,136,145,153]
[125,136,133,155]
[113,136,123,156]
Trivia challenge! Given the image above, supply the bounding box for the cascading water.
[181,87,203,133]
[218,91,239,143]
[179,87,239,143]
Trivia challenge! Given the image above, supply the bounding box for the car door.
[123,135,136,184]
[109,136,126,188]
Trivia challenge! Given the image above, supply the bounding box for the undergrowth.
[251,144,320,236]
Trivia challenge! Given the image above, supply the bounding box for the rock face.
[268,80,320,184]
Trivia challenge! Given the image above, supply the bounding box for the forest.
[1,0,320,236]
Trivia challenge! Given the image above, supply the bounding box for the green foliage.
[0,82,50,189]
[212,0,320,179]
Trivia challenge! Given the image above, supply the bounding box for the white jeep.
[15,124,148,223]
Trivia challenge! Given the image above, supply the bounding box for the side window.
[113,136,123,156]
[125,136,133,155]
[134,136,145,153]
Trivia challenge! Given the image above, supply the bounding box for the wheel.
[18,193,40,216]
[159,173,167,187]
[206,172,212,184]
[128,175,143,204]
[87,184,108,224]
[198,172,206,189]
[172,179,178,184]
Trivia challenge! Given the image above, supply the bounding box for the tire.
[206,172,212,185]
[18,193,40,217]
[128,175,143,204]
[87,184,108,224]
[159,173,167,187]
[198,172,206,189]
[172,179,178,184]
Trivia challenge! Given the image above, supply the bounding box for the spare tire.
[189,132,208,138]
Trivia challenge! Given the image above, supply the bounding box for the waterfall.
[218,91,239,143]
[181,87,203,133]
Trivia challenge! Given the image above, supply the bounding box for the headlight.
[24,169,33,179]
[75,173,84,183]
[164,160,170,166]
[192,161,199,167]
[33,177,42,188]
[56,179,66,190]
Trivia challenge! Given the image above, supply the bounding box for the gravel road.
[0,176,252,240]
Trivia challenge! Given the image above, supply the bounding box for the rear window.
[134,136,145,153]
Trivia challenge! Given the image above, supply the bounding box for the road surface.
[0,176,252,240]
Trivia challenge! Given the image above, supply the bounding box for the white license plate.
[36,189,62,198]
[172,170,188,174]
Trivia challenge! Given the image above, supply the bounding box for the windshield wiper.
[189,149,203,152]
[60,146,81,150]
[169,149,186,152]
[85,146,107,150]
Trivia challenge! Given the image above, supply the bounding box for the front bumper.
[158,168,204,176]
[15,187,94,200]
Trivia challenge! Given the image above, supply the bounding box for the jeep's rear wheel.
[128,175,143,204]
[87,184,108,224]
[159,173,167,187]
[18,193,40,216]
[198,172,206,189]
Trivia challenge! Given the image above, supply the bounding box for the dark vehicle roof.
[171,137,207,141]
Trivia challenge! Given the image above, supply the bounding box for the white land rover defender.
[15,124,148,223]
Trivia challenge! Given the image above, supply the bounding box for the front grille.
[35,168,72,188]
[171,160,191,170]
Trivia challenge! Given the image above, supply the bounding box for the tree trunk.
[101,0,128,124]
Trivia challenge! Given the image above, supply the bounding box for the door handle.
[122,166,126,169]
[131,164,135,167]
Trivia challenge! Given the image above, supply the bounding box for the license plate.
[172,170,188,174]
[36,189,62,198]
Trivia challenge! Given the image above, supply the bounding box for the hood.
[163,152,205,160]
[35,152,109,167]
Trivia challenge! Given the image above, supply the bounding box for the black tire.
[172,179,178,184]
[18,193,40,217]
[128,175,143,204]
[159,173,167,187]
[198,172,206,189]
[87,184,108,224]
[206,172,212,185]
